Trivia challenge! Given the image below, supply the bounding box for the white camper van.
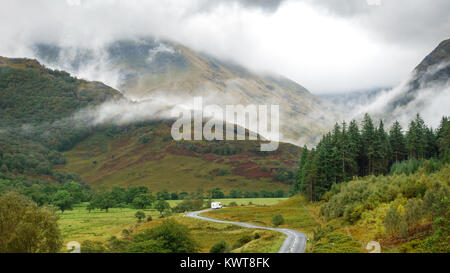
[211,202,223,209]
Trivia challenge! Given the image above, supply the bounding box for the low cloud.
[347,61,450,129]
[0,0,448,93]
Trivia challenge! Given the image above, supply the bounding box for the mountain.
[0,57,122,187]
[0,56,301,193]
[33,38,337,145]
[57,122,300,193]
[0,56,122,127]
[343,39,450,127]
[414,39,450,79]
[384,39,450,113]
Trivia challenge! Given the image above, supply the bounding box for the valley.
[0,37,449,255]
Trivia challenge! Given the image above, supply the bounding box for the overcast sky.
[0,0,449,94]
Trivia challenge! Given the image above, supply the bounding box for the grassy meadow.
[203,196,318,235]
[58,198,287,253]
[203,195,365,253]
[138,216,285,253]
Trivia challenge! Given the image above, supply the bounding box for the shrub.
[135,211,146,222]
[423,181,449,220]
[122,229,130,237]
[129,219,199,253]
[343,204,363,224]
[272,214,285,227]
[254,233,260,239]
[138,136,151,144]
[210,240,229,253]
[172,198,203,212]
[106,236,130,253]
[233,234,253,249]
[384,205,401,236]
[81,240,106,253]
[423,217,450,253]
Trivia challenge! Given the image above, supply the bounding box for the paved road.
[185,208,307,253]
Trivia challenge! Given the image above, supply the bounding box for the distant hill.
[33,39,337,145]
[0,56,301,193]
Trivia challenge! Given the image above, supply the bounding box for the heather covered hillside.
[0,56,301,194]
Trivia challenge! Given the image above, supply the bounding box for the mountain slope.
[58,121,300,192]
[33,39,337,145]
[349,39,450,126]
[0,56,122,127]
[0,56,301,193]
[414,39,450,77]
[385,39,450,112]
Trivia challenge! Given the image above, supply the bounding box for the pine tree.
[303,149,316,201]
[406,114,427,159]
[347,120,362,177]
[389,121,407,163]
[297,114,448,202]
[331,123,342,183]
[337,121,358,182]
[361,113,376,175]
[373,120,391,175]
[424,127,438,158]
[296,145,309,193]
[437,116,450,162]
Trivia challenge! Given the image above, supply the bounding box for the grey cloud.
[197,0,450,49]
[305,0,371,17]
[229,0,286,11]
[305,0,450,46]
[199,0,287,13]
[363,0,450,46]
[0,0,448,94]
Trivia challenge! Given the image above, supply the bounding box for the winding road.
[185,208,307,253]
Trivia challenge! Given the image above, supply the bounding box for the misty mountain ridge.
[11,37,450,146]
[318,88,388,112]
[0,56,301,192]
[32,38,338,146]
[388,38,450,110]
[322,38,450,129]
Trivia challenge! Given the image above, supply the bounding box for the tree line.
[0,177,287,214]
[295,114,449,201]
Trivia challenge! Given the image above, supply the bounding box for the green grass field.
[203,196,318,235]
[203,196,365,253]
[58,204,159,244]
[58,198,287,252]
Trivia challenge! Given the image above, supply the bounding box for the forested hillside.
[0,57,124,188]
[0,56,121,127]
[293,114,449,253]
[295,114,449,201]
[319,165,449,252]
